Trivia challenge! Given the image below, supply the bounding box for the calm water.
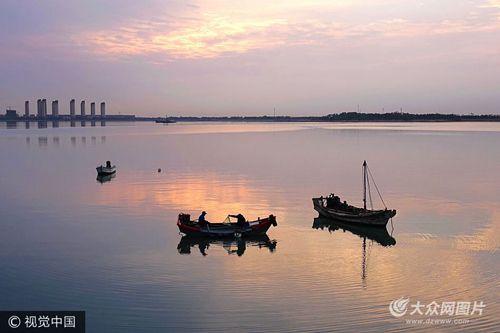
[0,122,498,332]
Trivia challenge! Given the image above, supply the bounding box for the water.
[0,122,498,332]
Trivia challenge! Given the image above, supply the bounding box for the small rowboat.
[177,213,277,237]
[313,161,396,227]
[96,161,116,176]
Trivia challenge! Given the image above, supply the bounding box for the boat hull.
[96,165,116,176]
[312,197,396,226]
[177,214,277,237]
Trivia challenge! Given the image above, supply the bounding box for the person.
[229,213,247,228]
[198,211,208,228]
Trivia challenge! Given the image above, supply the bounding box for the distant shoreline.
[2,112,500,122]
[150,112,500,122]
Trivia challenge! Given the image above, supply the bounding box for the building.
[80,100,85,116]
[70,99,75,117]
[51,100,59,116]
[24,101,29,117]
[91,102,96,116]
[5,109,18,119]
[100,102,106,117]
[42,99,47,118]
[37,99,42,118]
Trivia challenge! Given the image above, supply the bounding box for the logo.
[390,297,410,317]
[8,315,21,328]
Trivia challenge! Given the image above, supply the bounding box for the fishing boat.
[177,213,277,237]
[312,161,396,226]
[177,234,277,256]
[96,161,116,176]
[96,173,115,183]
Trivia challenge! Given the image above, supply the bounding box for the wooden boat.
[313,161,396,226]
[96,161,116,176]
[96,173,115,183]
[177,213,277,237]
[177,234,277,256]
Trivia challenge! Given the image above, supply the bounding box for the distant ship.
[155,115,176,124]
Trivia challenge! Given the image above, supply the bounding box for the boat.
[312,161,396,226]
[177,213,277,237]
[155,115,176,124]
[177,234,277,256]
[96,173,115,183]
[96,161,116,176]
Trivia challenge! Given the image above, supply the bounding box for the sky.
[1,0,499,116]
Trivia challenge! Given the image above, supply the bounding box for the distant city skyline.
[1,0,499,116]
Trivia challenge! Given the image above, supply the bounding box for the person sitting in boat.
[198,211,208,228]
[327,194,341,208]
[106,160,111,168]
[229,213,248,228]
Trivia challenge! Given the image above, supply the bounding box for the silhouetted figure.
[198,211,208,228]
[230,214,247,228]
[106,160,111,168]
[327,193,341,208]
[198,240,209,256]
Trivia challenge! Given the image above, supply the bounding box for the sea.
[0,121,498,332]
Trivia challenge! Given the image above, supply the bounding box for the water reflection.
[96,173,116,184]
[24,136,106,147]
[313,217,396,284]
[38,136,48,147]
[312,217,396,247]
[177,235,277,256]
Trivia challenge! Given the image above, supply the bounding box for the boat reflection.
[312,217,396,247]
[96,173,116,184]
[313,217,396,284]
[177,235,277,256]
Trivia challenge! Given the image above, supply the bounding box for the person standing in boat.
[229,213,248,229]
[198,211,208,228]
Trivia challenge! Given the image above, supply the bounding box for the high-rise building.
[24,101,29,117]
[42,99,47,118]
[100,102,106,117]
[80,100,85,116]
[37,99,42,118]
[91,102,96,116]
[52,100,59,117]
[70,99,75,117]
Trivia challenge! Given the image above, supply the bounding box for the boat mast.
[363,160,367,210]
